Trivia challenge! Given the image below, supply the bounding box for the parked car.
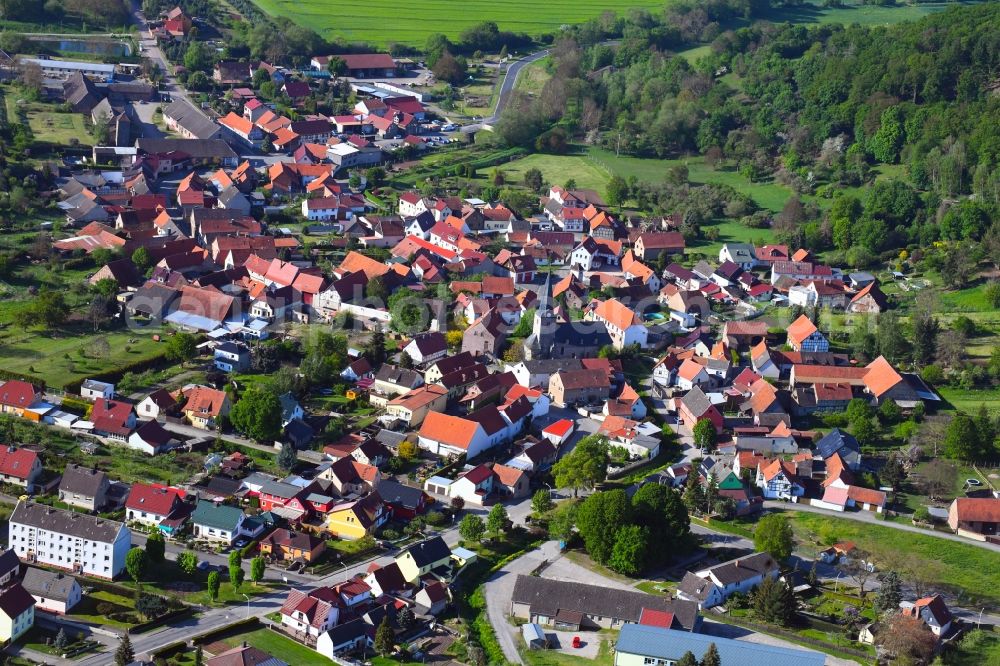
[233,537,250,548]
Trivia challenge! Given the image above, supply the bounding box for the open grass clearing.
[27,110,91,146]
[789,511,1000,608]
[0,328,167,389]
[495,151,610,193]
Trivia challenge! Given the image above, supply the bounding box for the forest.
[496,3,1000,260]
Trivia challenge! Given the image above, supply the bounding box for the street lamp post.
[242,593,250,618]
[979,607,985,629]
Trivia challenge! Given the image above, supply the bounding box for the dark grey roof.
[321,617,369,647]
[702,552,778,586]
[377,480,426,510]
[373,429,407,449]
[21,567,80,602]
[58,464,108,498]
[403,536,451,567]
[677,572,712,601]
[0,549,19,578]
[136,138,238,160]
[11,502,125,543]
[163,99,220,139]
[680,386,713,417]
[815,428,859,460]
[519,359,584,375]
[510,575,699,631]
[551,321,611,347]
[373,364,422,387]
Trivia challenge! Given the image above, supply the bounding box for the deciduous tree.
[230,387,283,443]
[145,531,165,563]
[459,514,485,542]
[576,490,631,565]
[207,571,220,601]
[552,434,608,495]
[754,514,793,562]
[125,547,147,584]
[608,524,648,576]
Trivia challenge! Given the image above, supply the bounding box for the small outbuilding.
[522,623,549,650]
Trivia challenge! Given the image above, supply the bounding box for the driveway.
[483,541,563,665]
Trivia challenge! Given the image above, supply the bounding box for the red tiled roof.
[0,448,38,479]
[0,381,38,408]
[126,483,182,515]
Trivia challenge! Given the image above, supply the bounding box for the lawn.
[0,328,167,390]
[250,0,670,46]
[496,147,795,218]
[789,512,1000,608]
[938,387,1000,415]
[497,151,610,193]
[26,110,91,146]
[217,626,334,665]
[68,591,137,629]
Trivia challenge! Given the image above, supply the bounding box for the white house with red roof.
[0,448,42,490]
[125,483,184,529]
[90,399,136,441]
[541,419,574,447]
[448,464,495,506]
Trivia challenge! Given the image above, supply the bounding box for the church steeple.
[528,272,556,359]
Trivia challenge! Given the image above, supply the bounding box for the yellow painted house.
[0,584,35,646]
[395,535,453,584]
[327,493,387,540]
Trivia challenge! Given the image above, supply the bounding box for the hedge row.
[0,368,45,389]
[61,352,171,394]
[130,606,195,635]
[191,617,261,646]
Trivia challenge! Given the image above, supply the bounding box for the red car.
[572,636,582,649]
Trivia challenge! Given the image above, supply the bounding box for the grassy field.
[0,329,166,388]
[248,0,958,47]
[755,0,957,27]
[250,0,669,46]
[27,110,90,146]
[497,151,610,193]
[941,630,1000,666]
[789,512,1000,608]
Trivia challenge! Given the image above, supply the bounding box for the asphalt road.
[461,49,550,133]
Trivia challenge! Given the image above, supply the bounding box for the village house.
[384,384,448,428]
[260,528,327,563]
[180,385,231,430]
[548,368,611,408]
[510,575,700,632]
[947,497,1000,541]
[21,568,82,615]
[0,448,43,491]
[327,493,388,540]
[0,582,34,646]
[677,552,780,609]
[57,464,109,512]
[786,314,829,352]
[191,501,258,545]
[396,536,452,584]
[125,483,185,530]
[589,298,648,351]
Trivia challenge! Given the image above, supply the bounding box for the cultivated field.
[250,0,667,46]
[248,0,963,47]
